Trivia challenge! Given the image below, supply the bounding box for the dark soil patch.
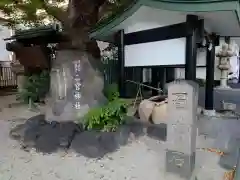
[9,115,167,158]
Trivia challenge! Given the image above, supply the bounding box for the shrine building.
[89,0,240,113]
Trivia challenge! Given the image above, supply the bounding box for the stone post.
[165,80,198,180]
[216,43,235,89]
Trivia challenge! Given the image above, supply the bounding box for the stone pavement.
[199,86,240,112]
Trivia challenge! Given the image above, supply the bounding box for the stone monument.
[45,50,106,122]
[165,80,198,180]
[216,42,236,89]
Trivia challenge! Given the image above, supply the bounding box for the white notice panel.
[124,38,186,67]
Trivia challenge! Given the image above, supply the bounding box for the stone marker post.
[165,80,199,180]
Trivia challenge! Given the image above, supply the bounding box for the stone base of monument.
[215,85,231,89]
[203,109,216,117]
[45,102,90,122]
[9,115,167,156]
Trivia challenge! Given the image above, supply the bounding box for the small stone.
[107,156,113,160]
[222,101,236,111]
[99,175,104,179]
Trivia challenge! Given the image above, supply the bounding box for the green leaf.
[18,70,50,104]
[81,97,129,132]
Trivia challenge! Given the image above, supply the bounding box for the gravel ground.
[0,121,166,180]
[0,95,167,180]
[0,95,232,180]
[0,127,165,180]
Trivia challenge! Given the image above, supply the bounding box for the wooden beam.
[205,33,219,110]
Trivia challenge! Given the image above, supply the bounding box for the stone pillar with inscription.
[165,80,199,180]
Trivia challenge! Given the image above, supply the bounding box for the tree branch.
[98,0,116,21]
[0,16,16,26]
[13,0,67,23]
[39,0,67,23]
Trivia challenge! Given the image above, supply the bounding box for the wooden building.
[89,0,240,112]
[5,25,62,73]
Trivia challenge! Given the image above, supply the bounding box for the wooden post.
[166,67,175,83]
[185,15,198,81]
[159,67,166,93]
[116,30,125,97]
[205,34,218,110]
[151,67,159,96]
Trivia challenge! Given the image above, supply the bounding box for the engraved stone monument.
[165,80,198,180]
[45,50,106,122]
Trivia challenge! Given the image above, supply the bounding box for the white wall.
[175,67,209,80]
[125,38,186,67]
[120,6,186,34]
[98,40,221,80]
[0,25,12,62]
[175,48,209,80]
[111,5,240,37]
[109,5,240,79]
[119,6,188,67]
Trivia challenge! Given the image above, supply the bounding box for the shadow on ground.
[197,117,240,170]
[0,88,17,96]
[9,115,167,158]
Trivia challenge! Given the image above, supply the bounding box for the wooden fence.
[0,66,17,89]
[103,58,145,98]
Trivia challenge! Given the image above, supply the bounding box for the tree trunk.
[45,48,107,122]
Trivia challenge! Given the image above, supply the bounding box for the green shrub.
[17,70,50,104]
[83,99,129,132]
[196,78,206,87]
[103,83,119,101]
[82,83,129,132]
